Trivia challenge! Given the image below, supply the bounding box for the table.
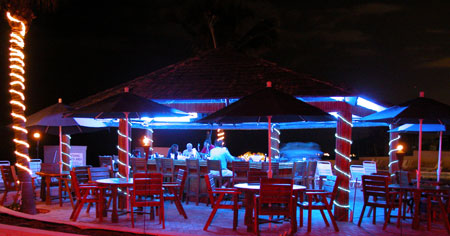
[234,183,306,232]
[36,171,70,205]
[389,184,450,232]
[95,178,186,223]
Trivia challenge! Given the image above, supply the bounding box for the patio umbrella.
[66,88,188,178]
[361,92,450,186]
[26,98,107,172]
[388,124,446,182]
[198,81,335,177]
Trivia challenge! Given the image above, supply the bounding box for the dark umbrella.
[198,81,335,177]
[388,124,446,182]
[361,92,450,186]
[66,88,188,177]
[26,98,107,171]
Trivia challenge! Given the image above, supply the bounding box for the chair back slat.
[316,161,333,176]
[232,161,249,184]
[205,173,216,205]
[0,166,18,190]
[186,159,200,175]
[161,158,174,174]
[175,169,187,199]
[248,171,268,183]
[259,178,293,204]
[361,175,390,201]
[363,161,377,175]
[133,173,163,196]
[72,165,92,184]
[88,167,111,181]
[98,156,113,170]
[207,159,221,172]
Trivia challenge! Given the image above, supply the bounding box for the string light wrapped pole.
[333,109,352,221]
[6,11,36,214]
[61,134,71,172]
[388,124,401,176]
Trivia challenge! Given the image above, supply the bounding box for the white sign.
[71,153,84,167]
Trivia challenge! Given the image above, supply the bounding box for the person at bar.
[167,144,179,159]
[210,140,235,177]
[182,143,200,159]
[200,140,215,158]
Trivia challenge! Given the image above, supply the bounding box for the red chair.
[0,166,20,206]
[297,176,340,232]
[254,178,295,236]
[357,175,401,230]
[204,173,240,231]
[130,173,165,228]
[232,161,249,185]
[69,171,104,222]
[164,169,188,219]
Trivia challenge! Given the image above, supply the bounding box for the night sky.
[1,0,449,163]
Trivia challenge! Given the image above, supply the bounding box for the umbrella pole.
[268,116,272,178]
[417,119,423,188]
[437,131,443,182]
[59,126,62,173]
[125,112,130,213]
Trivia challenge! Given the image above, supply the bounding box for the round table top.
[96,178,132,185]
[234,183,306,191]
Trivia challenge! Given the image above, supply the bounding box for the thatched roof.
[71,49,352,109]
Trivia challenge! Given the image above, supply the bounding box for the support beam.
[334,104,352,221]
[389,124,400,174]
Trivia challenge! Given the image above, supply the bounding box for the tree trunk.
[7,12,36,214]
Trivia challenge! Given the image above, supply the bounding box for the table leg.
[244,191,254,232]
[45,176,51,205]
[40,176,46,202]
[111,186,118,223]
[412,189,421,230]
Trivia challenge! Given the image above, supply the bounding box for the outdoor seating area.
[2,159,450,235]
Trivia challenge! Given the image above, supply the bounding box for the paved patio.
[0,186,449,235]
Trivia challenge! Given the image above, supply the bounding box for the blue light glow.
[356,97,386,112]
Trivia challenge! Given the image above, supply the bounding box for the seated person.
[167,144,179,159]
[182,143,200,159]
[200,140,215,157]
[210,140,235,177]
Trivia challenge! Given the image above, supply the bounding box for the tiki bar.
[2,3,450,236]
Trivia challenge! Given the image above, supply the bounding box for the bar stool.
[161,158,175,182]
[185,159,207,205]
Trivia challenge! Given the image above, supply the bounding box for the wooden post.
[118,119,128,179]
[389,124,400,174]
[62,134,71,172]
[334,104,352,221]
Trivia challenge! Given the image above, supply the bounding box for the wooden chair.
[185,159,207,205]
[232,161,249,185]
[72,165,92,185]
[0,161,11,192]
[39,163,61,203]
[350,165,365,188]
[261,162,279,177]
[247,171,267,184]
[0,166,20,206]
[207,159,224,187]
[305,161,317,189]
[164,169,188,219]
[160,158,175,182]
[87,166,113,210]
[29,159,42,187]
[98,156,113,170]
[69,170,104,222]
[363,161,377,175]
[254,178,295,235]
[292,161,308,185]
[357,175,401,230]
[204,173,240,231]
[297,175,340,232]
[130,173,165,228]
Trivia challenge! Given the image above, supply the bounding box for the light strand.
[61,134,71,169]
[333,113,352,209]
[117,130,132,141]
[7,12,31,177]
[270,125,280,157]
[388,135,401,170]
[217,129,225,142]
